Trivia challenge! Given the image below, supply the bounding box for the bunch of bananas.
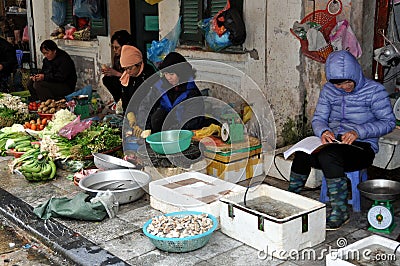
[12,148,57,181]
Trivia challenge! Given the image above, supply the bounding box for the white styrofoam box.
[265,148,322,188]
[206,155,264,183]
[326,235,400,265]
[219,184,326,259]
[373,128,400,170]
[149,172,246,219]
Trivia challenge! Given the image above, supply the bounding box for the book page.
[283,136,323,159]
[283,136,363,160]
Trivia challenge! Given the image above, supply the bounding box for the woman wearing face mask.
[132,52,204,137]
[119,45,156,113]
[27,40,77,101]
[102,30,132,104]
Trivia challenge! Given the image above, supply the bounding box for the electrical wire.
[243,180,263,206]
[394,243,400,255]
[274,152,289,182]
[273,152,320,192]
[384,145,396,170]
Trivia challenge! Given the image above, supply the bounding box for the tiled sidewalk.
[0,155,399,265]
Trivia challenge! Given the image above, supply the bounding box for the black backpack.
[217,7,246,45]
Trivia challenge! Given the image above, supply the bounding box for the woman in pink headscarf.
[119,45,155,113]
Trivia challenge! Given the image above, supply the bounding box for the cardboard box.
[219,184,326,259]
[206,155,264,183]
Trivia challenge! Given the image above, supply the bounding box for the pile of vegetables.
[0,131,30,156]
[0,93,36,128]
[41,123,122,160]
[41,109,76,137]
[37,99,67,114]
[0,93,28,114]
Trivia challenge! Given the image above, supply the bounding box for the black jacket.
[0,37,17,75]
[42,49,77,90]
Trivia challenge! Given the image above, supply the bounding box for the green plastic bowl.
[146,130,193,155]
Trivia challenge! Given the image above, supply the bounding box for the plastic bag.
[58,116,93,139]
[22,26,29,42]
[65,84,92,102]
[33,193,107,221]
[51,0,67,26]
[212,0,230,36]
[73,0,101,19]
[200,18,232,51]
[329,20,362,58]
[147,17,181,64]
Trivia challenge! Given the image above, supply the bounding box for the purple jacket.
[312,51,396,153]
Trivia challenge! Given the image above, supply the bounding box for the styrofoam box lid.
[326,235,400,265]
[220,184,325,223]
[149,171,246,208]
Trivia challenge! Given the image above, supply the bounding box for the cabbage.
[1,124,25,134]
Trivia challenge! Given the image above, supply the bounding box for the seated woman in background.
[102,30,133,105]
[28,40,77,101]
[133,52,204,137]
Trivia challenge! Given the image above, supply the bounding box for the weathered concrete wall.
[31,0,112,89]
[30,0,370,149]
[266,0,303,146]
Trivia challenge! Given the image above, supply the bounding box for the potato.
[49,108,56,114]
[45,99,52,106]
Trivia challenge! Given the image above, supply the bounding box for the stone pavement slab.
[1,155,400,265]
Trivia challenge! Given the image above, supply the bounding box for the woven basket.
[290,0,342,63]
[143,211,218,253]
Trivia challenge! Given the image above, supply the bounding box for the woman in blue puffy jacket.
[288,50,396,230]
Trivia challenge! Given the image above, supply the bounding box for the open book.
[283,136,362,159]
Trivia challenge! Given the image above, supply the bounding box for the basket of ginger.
[24,117,48,131]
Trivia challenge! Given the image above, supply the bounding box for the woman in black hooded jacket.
[133,52,204,136]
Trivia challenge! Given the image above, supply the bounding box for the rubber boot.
[288,172,308,194]
[326,177,349,230]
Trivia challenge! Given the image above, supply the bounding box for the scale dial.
[367,205,393,230]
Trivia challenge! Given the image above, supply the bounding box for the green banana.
[40,163,52,177]
[48,160,57,179]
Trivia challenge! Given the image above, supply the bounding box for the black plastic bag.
[216,7,246,45]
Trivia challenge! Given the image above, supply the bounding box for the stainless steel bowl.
[357,179,400,201]
[78,169,151,204]
[93,153,136,170]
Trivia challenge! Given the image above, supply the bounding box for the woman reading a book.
[287,50,396,230]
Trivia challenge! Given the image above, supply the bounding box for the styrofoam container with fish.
[149,172,246,219]
[219,184,326,259]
